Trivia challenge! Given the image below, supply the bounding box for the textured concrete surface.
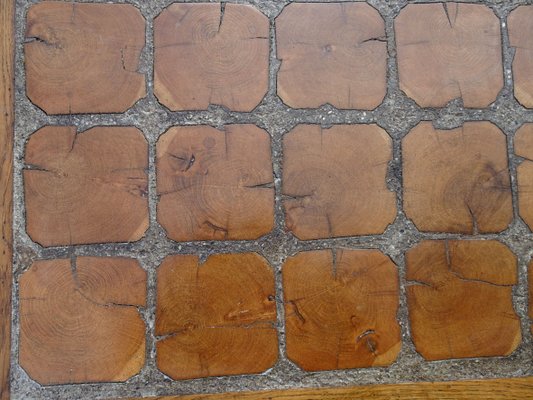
[11,0,533,399]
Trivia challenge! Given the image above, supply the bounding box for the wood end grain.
[406,240,521,361]
[24,125,149,246]
[19,257,147,384]
[25,2,146,114]
[283,249,401,371]
[156,253,278,379]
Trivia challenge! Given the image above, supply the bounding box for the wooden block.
[0,0,14,396]
[276,3,386,110]
[283,249,401,371]
[19,257,146,384]
[154,3,269,111]
[282,124,396,240]
[406,240,521,360]
[509,6,533,108]
[403,122,512,234]
[122,377,533,400]
[156,125,274,241]
[515,124,533,230]
[25,2,146,114]
[396,3,503,108]
[156,253,278,379]
[24,126,149,247]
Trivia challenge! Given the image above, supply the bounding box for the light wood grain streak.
[121,377,533,400]
[0,0,14,399]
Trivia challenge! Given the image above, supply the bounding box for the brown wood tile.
[509,6,533,108]
[156,253,278,380]
[154,3,269,111]
[395,3,503,108]
[406,240,521,360]
[283,249,401,371]
[282,124,396,240]
[403,122,512,234]
[19,257,146,384]
[515,124,533,230]
[0,0,13,396]
[156,125,274,241]
[25,2,146,114]
[276,3,386,110]
[24,126,149,247]
[119,377,533,400]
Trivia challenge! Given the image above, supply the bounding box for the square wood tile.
[25,2,146,114]
[406,240,520,360]
[19,257,146,384]
[155,253,277,379]
[283,249,401,371]
[395,3,502,107]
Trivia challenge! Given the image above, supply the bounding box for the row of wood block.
[25,2,533,114]
[24,122,533,246]
[19,241,531,384]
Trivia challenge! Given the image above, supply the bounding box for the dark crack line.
[465,203,479,235]
[448,270,515,288]
[120,47,128,71]
[203,220,228,238]
[356,329,376,342]
[244,181,274,189]
[184,154,195,172]
[23,164,54,173]
[366,337,378,356]
[287,300,306,324]
[24,36,61,49]
[405,280,434,289]
[120,47,140,73]
[218,2,226,33]
[331,248,338,278]
[155,320,275,341]
[69,256,142,309]
[442,3,457,29]
[444,241,514,287]
[167,152,195,171]
[360,36,387,44]
[281,193,313,201]
[69,131,79,153]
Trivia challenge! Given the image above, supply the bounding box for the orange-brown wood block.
[24,126,149,247]
[25,2,146,114]
[283,249,401,371]
[509,6,533,108]
[406,240,521,360]
[19,257,146,384]
[403,122,512,234]
[157,125,274,241]
[395,3,503,108]
[515,124,533,230]
[276,3,386,110]
[154,3,269,111]
[156,253,278,379]
[282,124,396,240]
